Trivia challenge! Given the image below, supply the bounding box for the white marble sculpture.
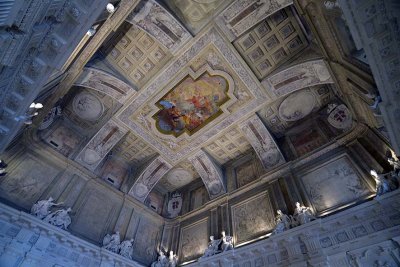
[221,231,233,251]
[388,157,400,177]
[43,208,72,230]
[293,202,316,225]
[102,231,121,254]
[31,197,62,219]
[151,250,168,267]
[119,239,134,260]
[272,210,292,234]
[371,170,398,196]
[200,236,221,258]
[168,251,178,267]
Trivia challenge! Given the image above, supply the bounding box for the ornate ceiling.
[41,0,351,198]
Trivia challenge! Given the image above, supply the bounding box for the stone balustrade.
[0,203,145,267]
[186,190,400,267]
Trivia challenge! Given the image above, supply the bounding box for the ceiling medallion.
[153,71,229,137]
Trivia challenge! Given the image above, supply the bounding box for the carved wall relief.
[128,156,172,202]
[179,218,209,262]
[217,0,294,41]
[240,114,286,170]
[298,154,374,214]
[231,191,275,245]
[189,150,226,199]
[75,120,128,171]
[0,153,61,209]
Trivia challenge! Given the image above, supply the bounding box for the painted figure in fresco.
[221,231,233,251]
[200,236,221,258]
[151,250,168,267]
[0,159,7,177]
[43,207,72,230]
[168,251,178,267]
[102,231,121,254]
[293,202,316,225]
[119,239,134,260]
[370,170,399,196]
[31,197,63,219]
[272,210,292,234]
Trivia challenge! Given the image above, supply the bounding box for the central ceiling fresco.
[153,71,229,137]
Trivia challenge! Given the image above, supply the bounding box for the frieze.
[74,68,136,104]
[262,59,334,98]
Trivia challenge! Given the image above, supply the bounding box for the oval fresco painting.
[153,72,229,137]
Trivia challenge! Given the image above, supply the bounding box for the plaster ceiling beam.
[126,156,172,203]
[189,150,226,200]
[239,113,286,170]
[74,119,128,171]
[32,0,141,131]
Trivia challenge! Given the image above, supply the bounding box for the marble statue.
[31,197,62,219]
[103,231,121,254]
[293,202,316,225]
[0,159,7,176]
[43,208,72,230]
[151,250,168,267]
[272,210,292,234]
[388,157,400,176]
[370,170,398,196]
[119,239,134,260]
[168,251,178,267]
[200,236,221,258]
[221,231,233,251]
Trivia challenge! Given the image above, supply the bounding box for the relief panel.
[0,153,60,209]
[231,191,275,245]
[298,154,374,214]
[179,218,209,263]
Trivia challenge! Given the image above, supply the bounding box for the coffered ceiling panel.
[102,23,172,89]
[233,7,308,80]
[204,127,252,164]
[118,27,269,164]
[112,132,157,165]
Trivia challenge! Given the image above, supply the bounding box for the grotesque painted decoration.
[153,72,229,137]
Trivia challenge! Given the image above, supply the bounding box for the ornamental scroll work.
[240,114,285,170]
[126,0,191,55]
[75,120,128,171]
[128,156,172,202]
[189,150,226,199]
[217,0,293,41]
[262,59,334,98]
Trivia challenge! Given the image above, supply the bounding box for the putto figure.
[221,231,233,251]
[293,202,316,225]
[151,250,168,267]
[31,197,63,219]
[119,239,134,260]
[102,231,121,254]
[168,251,178,267]
[272,210,292,234]
[370,170,398,196]
[200,236,221,258]
[43,208,72,230]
